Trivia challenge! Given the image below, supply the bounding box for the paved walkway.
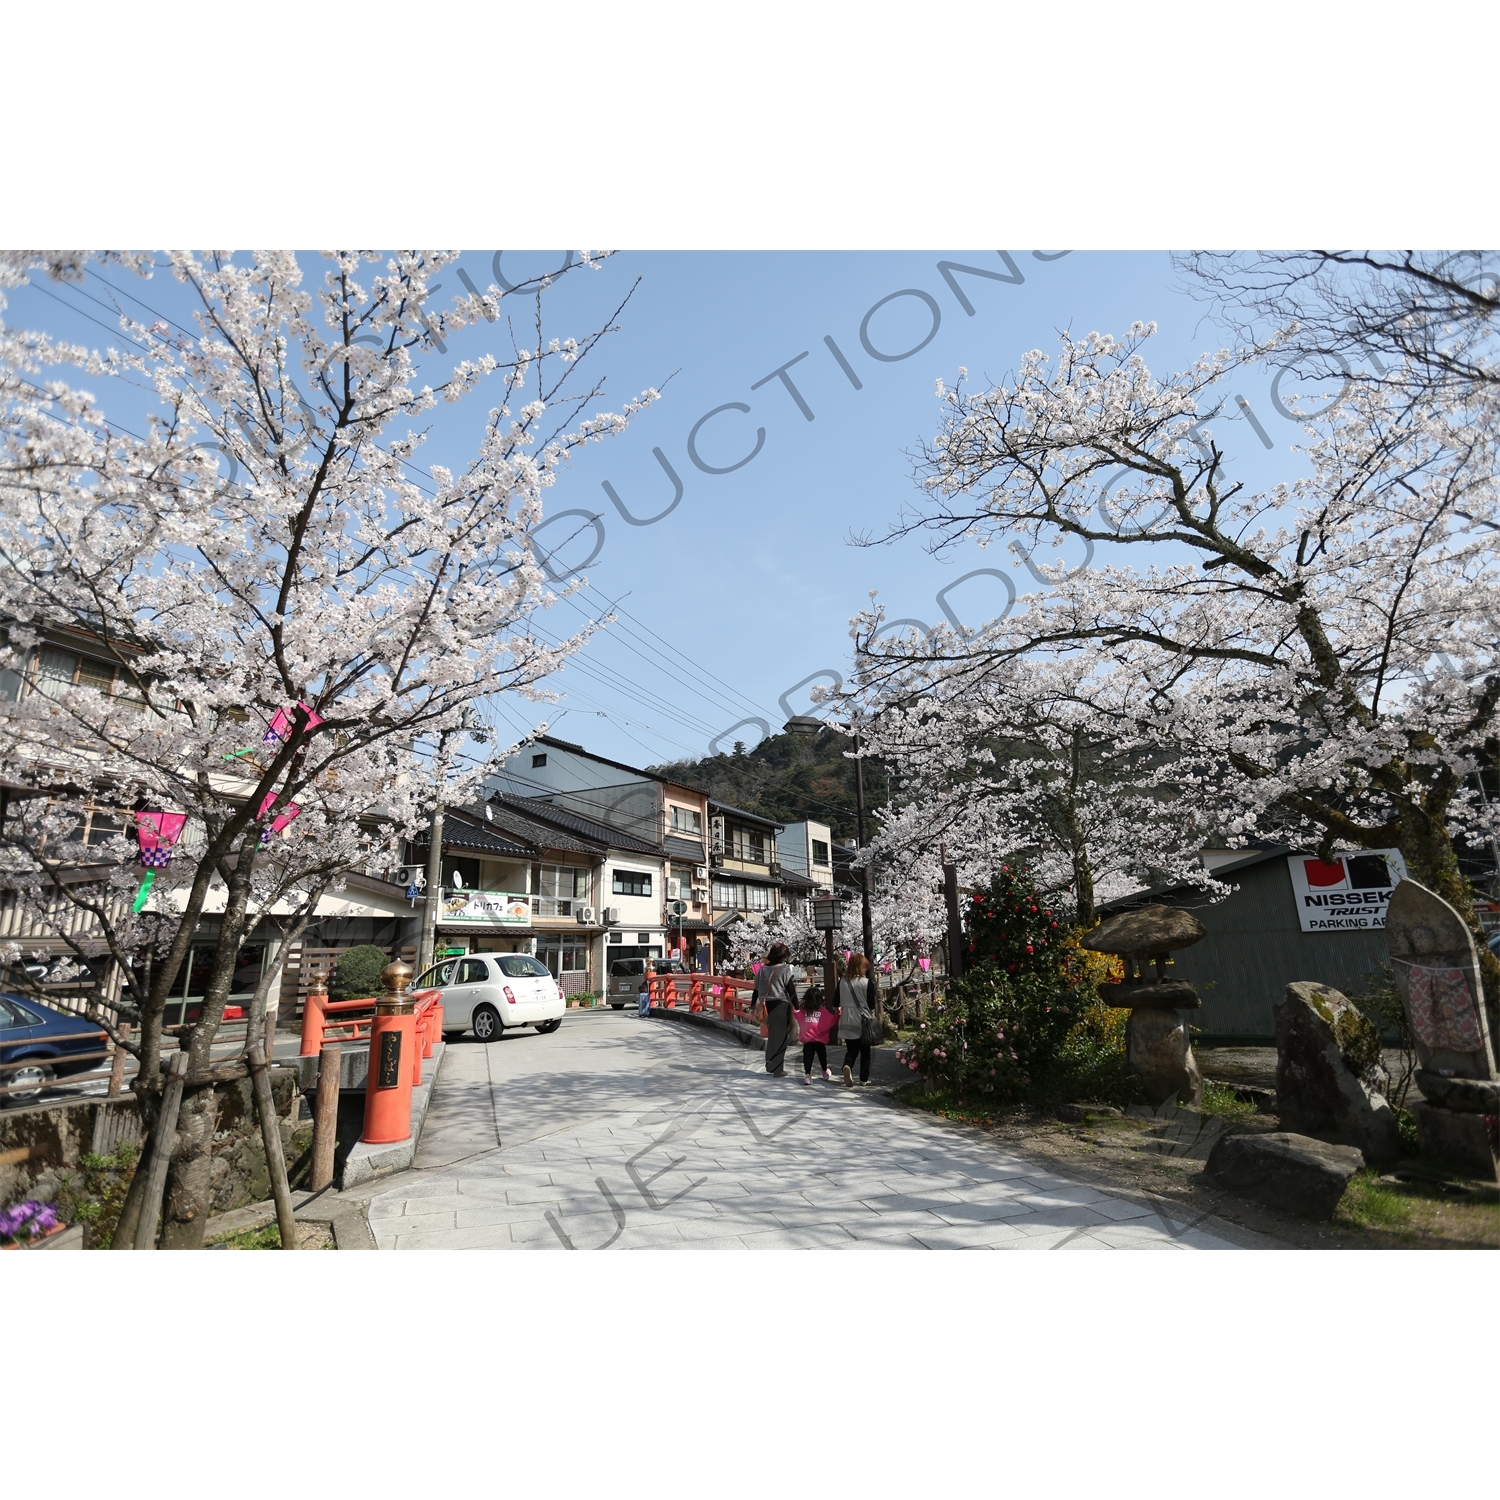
[366,1009,1241,1250]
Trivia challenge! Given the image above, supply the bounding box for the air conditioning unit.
[667,878,681,899]
[577,905,596,925]
[691,887,708,905]
[604,906,620,924]
[395,866,426,888]
[693,865,708,882]
[710,816,725,854]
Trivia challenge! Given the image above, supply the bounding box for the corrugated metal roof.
[665,834,707,862]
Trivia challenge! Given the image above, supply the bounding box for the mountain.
[651,728,890,840]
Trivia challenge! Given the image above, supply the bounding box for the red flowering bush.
[895,865,1137,1107]
[962,866,1061,978]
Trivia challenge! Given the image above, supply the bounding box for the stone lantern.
[1083,904,1208,1107]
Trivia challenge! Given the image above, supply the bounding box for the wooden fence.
[279,943,417,1018]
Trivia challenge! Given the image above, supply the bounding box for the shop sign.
[437,890,531,924]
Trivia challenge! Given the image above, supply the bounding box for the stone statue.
[1384,879,1498,1180]
[1084,905,1207,1107]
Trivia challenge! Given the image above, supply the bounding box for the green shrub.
[894,962,1091,1106]
[1053,1002,1141,1108]
[330,944,390,1000]
[963,865,1065,978]
[53,1142,139,1249]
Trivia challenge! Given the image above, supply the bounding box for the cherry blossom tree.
[857,652,1222,927]
[0,250,652,1245]
[853,324,1498,998]
[1176,251,1500,411]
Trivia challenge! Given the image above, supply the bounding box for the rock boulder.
[1275,982,1401,1166]
[1206,1131,1365,1219]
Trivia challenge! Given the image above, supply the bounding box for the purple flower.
[0,1200,57,1242]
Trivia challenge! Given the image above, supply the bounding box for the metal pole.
[418,802,443,974]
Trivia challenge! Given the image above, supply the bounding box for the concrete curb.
[339,1042,446,1190]
[651,1005,764,1050]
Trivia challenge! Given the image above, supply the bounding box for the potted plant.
[0,1200,66,1249]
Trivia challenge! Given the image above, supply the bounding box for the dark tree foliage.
[963,865,1064,976]
[330,944,391,1000]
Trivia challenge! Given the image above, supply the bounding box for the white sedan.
[413,953,565,1040]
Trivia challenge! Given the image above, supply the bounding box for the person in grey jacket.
[838,953,875,1087]
[753,943,799,1076]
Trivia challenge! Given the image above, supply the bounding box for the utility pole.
[853,729,874,963]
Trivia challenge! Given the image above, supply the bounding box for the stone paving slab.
[363,1009,1250,1252]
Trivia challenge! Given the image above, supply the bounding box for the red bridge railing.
[648,974,758,1023]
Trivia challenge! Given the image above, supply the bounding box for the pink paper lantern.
[918,957,931,972]
[135,810,187,853]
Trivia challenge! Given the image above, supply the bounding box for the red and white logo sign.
[1285,850,1408,932]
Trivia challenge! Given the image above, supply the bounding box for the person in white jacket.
[838,953,875,1087]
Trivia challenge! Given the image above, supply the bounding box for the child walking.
[793,985,840,1083]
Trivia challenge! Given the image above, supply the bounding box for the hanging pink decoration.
[132,811,188,912]
[264,701,324,744]
[258,792,301,840]
[918,956,931,972]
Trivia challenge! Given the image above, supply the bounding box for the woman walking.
[838,953,875,1087]
[753,943,799,1077]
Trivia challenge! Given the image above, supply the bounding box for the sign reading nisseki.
[1286,850,1408,932]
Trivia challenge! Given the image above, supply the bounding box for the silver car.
[607,957,689,1009]
[414,953,565,1040]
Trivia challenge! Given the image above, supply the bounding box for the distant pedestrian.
[753,943,799,1076]
[638,959,654,1019]
[793,985,838,1083]
[839,953,875,1087]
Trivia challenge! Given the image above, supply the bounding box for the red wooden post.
[362,960,415,1145]
[299,971,328,1057]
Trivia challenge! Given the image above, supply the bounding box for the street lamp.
[784,714,876,966]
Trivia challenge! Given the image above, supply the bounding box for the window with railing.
[712,880,772,911]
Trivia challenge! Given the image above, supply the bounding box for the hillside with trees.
[651,727,890,840]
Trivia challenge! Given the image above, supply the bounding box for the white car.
[413,953,565,1040]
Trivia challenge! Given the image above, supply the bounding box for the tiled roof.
[708,799,782,830]
[413,810,534,857]
[490,794,662,857]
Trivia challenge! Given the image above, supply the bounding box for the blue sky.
[9,251,1336,770]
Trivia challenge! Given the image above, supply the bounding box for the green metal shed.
[1097,848,1391,1041]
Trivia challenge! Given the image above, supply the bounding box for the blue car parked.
[0,994,108,1106]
